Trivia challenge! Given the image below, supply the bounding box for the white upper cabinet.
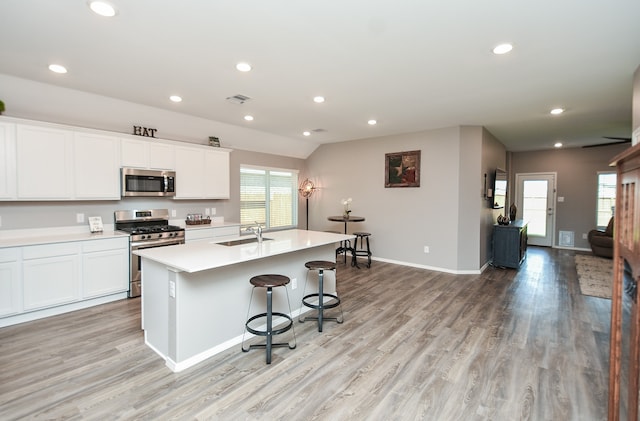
[74,132,120,199]
[16,124,74,199]
[121,137,175,170]
[15,123,120,200]
[0,121,16,199]
[1,116,231,201]
[204,149,230,199]
[174,146,230,199]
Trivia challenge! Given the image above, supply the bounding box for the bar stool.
[242,274,296,364]
[299,261,344,332]
[325,230,351,264]
[352,232,372,268]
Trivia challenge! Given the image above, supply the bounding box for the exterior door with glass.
[515,173,556,247]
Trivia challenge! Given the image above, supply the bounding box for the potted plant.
[0,100,4,115]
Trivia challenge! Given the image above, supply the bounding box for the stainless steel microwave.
[121,168,176,197]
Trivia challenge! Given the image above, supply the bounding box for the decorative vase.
[509,203,517,221]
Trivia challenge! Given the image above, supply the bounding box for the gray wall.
[305,125,499,273]
[480,128,508,266]
[510,143,629,249]
[0,75,506,273]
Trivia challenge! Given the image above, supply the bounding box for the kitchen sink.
[218,237,273,246]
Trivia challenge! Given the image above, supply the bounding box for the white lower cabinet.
[23,243,81,311]
[0,249,21,317]
[1,236,129,325]
[82,238,129,298]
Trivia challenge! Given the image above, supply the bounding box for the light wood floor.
[0,247,614,420]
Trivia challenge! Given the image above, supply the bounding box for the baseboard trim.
[370,256,481,275]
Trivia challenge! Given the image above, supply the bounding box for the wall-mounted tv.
[493,168,507,209]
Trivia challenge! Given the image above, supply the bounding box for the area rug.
[575,254,613,299]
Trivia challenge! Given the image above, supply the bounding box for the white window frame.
[240,165,298,231]
[596,171,616,229]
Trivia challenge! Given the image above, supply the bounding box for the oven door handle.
[131,239,184,249]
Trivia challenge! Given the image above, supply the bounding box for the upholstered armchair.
[588,217,614,258]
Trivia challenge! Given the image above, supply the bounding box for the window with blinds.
[240,166,298,230]
[596,172,616,229]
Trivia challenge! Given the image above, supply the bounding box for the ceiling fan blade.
[603,136,632,141]
[583,139,632,148]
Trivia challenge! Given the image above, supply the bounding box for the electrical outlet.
[76,213,85,223]
[169,281,176,298]
[171,209,177,217]
[205,208,210,216]
[582,233,588,240]
[423,246,430,254]
[211,207,217,215]
[291,278,297,290]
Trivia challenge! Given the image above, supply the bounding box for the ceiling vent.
[312,128,327,133]
[225,94,251,104]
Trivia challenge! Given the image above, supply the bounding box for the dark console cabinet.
[492,220,528,269]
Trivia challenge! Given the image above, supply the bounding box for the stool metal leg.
[318,269,324,332]
[300,268,344,331]
[241,287,257,352]
[266,286,273,364]
[242,285,296,364]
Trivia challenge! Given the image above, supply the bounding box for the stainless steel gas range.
[114,209,185,298]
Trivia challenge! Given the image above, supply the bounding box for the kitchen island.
[134,229,353,372]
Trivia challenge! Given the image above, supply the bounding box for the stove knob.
[141,235,147,240]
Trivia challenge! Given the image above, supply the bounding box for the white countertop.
[0,226,129,248]
[134,229,353,273]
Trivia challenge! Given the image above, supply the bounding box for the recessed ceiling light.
[550,108,564,115]
[169,95,182,103]
[48,64,67,74]
[88,1,117,17]
[244,115,254,121]
[492,43,513,55]
[368,119,377,125]
[236,62,252,72]
[554,142,563,148]
[303,131,311,136]
[313,96,325,103]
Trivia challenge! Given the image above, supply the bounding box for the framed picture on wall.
[385,150,421,188]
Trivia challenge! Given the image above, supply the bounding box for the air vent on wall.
[226,94,251,104]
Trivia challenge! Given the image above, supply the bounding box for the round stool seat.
[353,231,371,237]
[304,260,336,271]
[250,274,290,288]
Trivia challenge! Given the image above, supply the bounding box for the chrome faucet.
[245,222,264,243]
